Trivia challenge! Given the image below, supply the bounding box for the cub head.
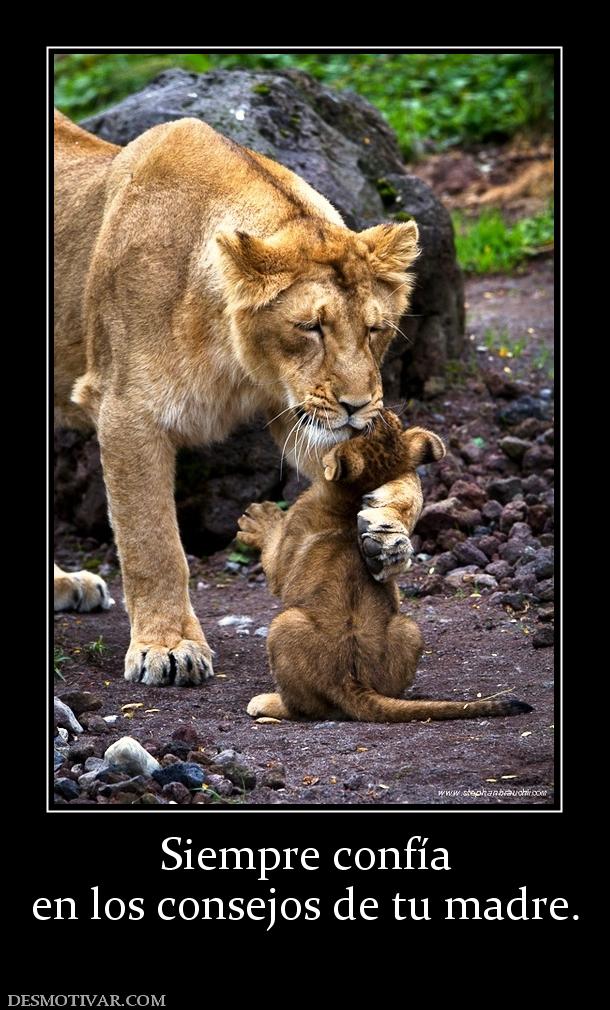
[321,409,445,492]
[215,219,419,450]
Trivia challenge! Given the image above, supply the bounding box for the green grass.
[54,52,554,159]
[54,645,69,680]
[84,635,108,660]
[452,203,554,274]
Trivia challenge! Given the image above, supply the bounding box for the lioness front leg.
[97,400,214,686]
[357,476,422,582]
[54,564,114,612]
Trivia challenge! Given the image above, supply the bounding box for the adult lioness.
[54,109,422,686]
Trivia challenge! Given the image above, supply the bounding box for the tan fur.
[240,411,532,723]
[54,110,423,685]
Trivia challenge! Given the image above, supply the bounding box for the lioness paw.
[357,507,414,582]
[54,568,115,613]
[125,639,214,687]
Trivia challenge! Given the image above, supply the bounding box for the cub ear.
[322,444,364,482]
[359,220,420,276]
[401,426,446,467]
[215,231,295,309]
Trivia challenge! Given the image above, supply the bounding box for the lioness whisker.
[264,399,308,429]
[280,412,306,479]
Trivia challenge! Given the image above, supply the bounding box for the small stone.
[105,737,161,777]
[431,552,458,574]
[498,436,532,461]
[139,793,161,806]
[485,560,512,580]
[160,741,191,761]
[344,774,366,790]
[460,441,483,465]
[254,626,269,638]
[54,777,80,801]
[57,727,69,743]
[532,547,554,580]
[224,561,242,574]
[98,776,150,798]
[482,500,503,523]
[58,691,102,716]
[172,724,201,747]
[84,756,108,773]
[54,749,66,771]
[522,444,554,473]
[419,574,445,596]
[210,750,257,790]
[417,497,480,535]
[500,592,529,611]
[79,713,111,735]
[217,615,253,627]
[436,529,467,552]
[483,370,521,399]
[207,774,235,797]
[477,535,499,558]
[445,565,480,589]
[499,499,528,532]
[103,715,119,725]
[496,395,551,427]
[534,578,554,602]
[522,474,547,495]
[533,626,554,648]
[487,476,523,504]
[472,574,498,590]
[54,698,83,736]
[187,750,213,766]
[261,764,286,789]
[448,479,487,510]
[67,740,96,764]
[152,762,208,790]
[162,782,193,804]
[452,540,489,568]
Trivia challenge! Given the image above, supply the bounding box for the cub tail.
[333,677,532,723]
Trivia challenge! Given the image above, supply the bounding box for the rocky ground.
[53,260,555,808]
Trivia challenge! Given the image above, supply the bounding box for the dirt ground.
[53,260,555,808]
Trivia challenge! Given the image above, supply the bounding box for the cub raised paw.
[54,564,115,612]
[124,638,214,686]
[237,501,285,551]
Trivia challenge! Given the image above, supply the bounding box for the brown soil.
[53,262,555,807]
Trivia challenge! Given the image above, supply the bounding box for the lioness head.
[215,219,419,449]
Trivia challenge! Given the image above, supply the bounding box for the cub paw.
[357,507,414,582]
[124,639,214,687]
[54,569,115,613]
[246,692,289,719]
[237,501,284,550]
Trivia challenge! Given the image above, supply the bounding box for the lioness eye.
[297,321,322,336]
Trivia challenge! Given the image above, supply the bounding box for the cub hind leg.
[54,563,114,613]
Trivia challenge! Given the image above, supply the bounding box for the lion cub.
[238,410,532,723]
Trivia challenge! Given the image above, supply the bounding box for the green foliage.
[54,645,68,680]
[54,52,554,158]
[452,203,554,274]
[85,635,108,659]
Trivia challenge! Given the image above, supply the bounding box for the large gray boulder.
[55,68,464,553]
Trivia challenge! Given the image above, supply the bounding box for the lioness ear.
[215,231,295,309]
[359,220,420,276]
[401,426,446,466]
